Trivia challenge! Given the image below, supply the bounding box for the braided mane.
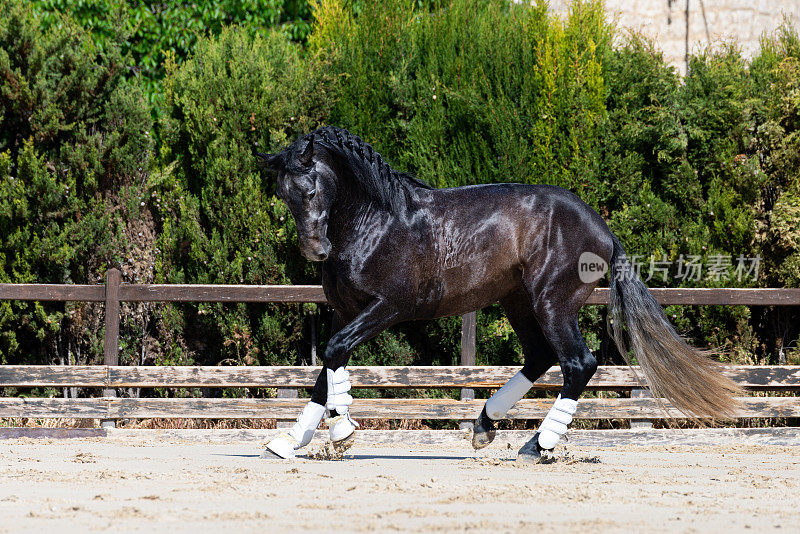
[302,126,432,212]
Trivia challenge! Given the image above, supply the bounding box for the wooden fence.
[1,269,799,427]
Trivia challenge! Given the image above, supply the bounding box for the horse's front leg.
[262,369,328,459]
[263,301,399,459]
[263,313,347,460]
[321,299,401,452]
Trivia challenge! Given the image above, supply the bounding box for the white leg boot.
[325,367,358,447]
[264,401,325,459]
[537,394,578,449]
[473,371,534,449]
[485,371,535,419]
[517,394,578,462]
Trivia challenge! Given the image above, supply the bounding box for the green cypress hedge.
[2,0,799,385]
[158,26,336,369]
[0,2,153,370]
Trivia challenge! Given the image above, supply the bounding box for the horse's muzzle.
[302,237,331,262]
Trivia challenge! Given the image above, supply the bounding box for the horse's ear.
[255,151,283,171]
[298,137,314,167]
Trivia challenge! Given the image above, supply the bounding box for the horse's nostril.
[302,246,328,262]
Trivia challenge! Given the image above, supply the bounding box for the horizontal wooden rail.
[118,284,328,303]
[1,396,797,420]
[2,280,798,425]
[1,284,799,305]
[0,284,327,303]
[2,365,799,390]
[0,284,106,302]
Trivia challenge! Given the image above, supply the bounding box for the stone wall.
[548,0,800,74]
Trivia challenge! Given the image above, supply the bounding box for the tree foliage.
[0,1,152,368]
[157,26,337,367]
[2,0,800,381]
[29,0,313,106]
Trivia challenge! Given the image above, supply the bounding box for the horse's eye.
[307,189,316,200]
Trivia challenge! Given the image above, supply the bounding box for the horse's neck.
[330,198,394,237]
[328,187,420,251]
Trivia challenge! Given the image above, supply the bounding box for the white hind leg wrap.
[485,371,534,420]
[265,401,325,459]
[537,395,578,450]
[326,367,358,442]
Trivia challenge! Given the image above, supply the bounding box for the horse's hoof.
[261,433,298,460]
[326,413,359,443]
[332,431,356,454]
[472,431,495,450]
[518,448,556,464]
[517,433,556,464]
[471,406,497,450]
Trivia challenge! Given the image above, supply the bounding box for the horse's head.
[256,136,333,261]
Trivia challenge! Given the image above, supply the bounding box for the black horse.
[257,126,739,461]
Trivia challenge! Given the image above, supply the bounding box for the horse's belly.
[431,262,522,318]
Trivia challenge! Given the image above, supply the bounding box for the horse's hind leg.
[517,316,597,463]
[472,291,558,449]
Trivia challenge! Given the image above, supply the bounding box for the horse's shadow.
[212,452,491,461]
[333,454,480,461]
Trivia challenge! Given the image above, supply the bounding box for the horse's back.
[428,182,612,260]
[423,183,613,316]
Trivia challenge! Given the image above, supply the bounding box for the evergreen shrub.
[2,0,799,388]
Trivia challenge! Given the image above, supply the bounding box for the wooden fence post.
[101,268,121,429]
[630,388,653,429]
[459,311,477,430]
[310,312,317,366]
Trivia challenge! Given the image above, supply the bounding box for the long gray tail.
[607,235,741,420]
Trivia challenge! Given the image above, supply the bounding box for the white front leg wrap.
[326,367,353,414]
[485,371,534,420]
[288,401,326,447]
[537,395,578,450]
[265,401,325,459]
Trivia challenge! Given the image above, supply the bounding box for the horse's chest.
[320,256,387,315]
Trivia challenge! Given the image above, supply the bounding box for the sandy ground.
[1,429,799,533]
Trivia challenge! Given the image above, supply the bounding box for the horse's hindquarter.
[427,184,611,317]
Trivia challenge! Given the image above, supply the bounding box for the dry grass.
[2,390,796,430]
[0,417,433,430]
[0,417,99,428]
[3,417,795,431]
